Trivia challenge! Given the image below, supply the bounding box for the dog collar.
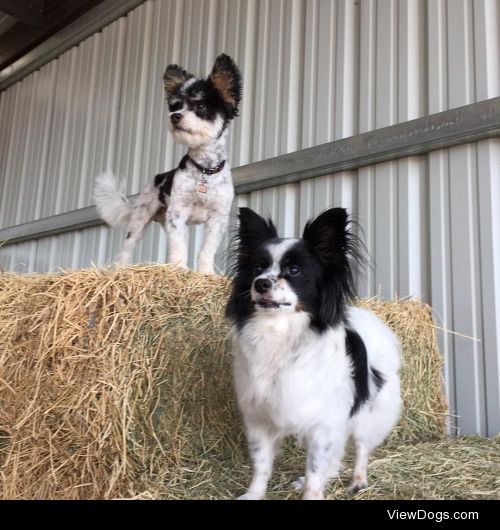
[185,155,226,175]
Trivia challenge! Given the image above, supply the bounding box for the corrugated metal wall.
[1,0,499,435]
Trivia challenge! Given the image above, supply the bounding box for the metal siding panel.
[1,82,25,227]
[14,73,37,226]
[374,162,398,298]
[30,63,57,223]
[263,0,284,158]
[375,0,398,127]
[0,88,16,227]
[358,0,376,133]
[356,166,376,297]
[427,0,448,112]
[276,184,299,238]
[447,0,475,107]
[114,4,147,193]
[314,0,336,145]
[398,0,426,120]
[448,144,485,434]
[279,0,302,153]
[41,50,72,218]
[473,0,500,100]
[301,0,319,148]
[334,0,358,138]
[476,139,500,436]
[428,149,456,431]
[231,0,258,167]
[396,157,426,298]
[9,242,32,273]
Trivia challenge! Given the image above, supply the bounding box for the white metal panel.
[476,139,500,436]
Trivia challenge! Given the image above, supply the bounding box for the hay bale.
[0,265,450,499]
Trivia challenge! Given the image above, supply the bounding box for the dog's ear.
[302,208,351,264]
[209,54,242,118]
[237,207,277,258]
[163,64,193,97]
[303,208,362,327]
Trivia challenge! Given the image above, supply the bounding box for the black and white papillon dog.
[226,207,402,500]
[94,54,242,273]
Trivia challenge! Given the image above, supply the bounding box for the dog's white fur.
[232,306,401,500]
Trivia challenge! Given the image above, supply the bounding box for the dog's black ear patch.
[302,208,350,263]
[209,53,242,118]
[163,64,193,96]
[302,208,363,308]
[237,207,278,257]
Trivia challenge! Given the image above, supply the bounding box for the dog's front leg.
[197,211,230,274]
[238,424,281,500]
[166,208,189,268]
[302,425,346,500]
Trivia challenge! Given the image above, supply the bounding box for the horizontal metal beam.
[0,0,147,91]
[0,0,44,26]
[234,96,500,193]
[0,205,103,245]
[1,97,500,247]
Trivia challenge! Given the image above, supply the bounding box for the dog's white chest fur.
[232,312,352,434]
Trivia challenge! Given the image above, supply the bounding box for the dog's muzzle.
[252,278,292,309]
[171,112,183,125]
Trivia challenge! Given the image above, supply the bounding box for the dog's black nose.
[254,278,272,294]
[171,112,183,124]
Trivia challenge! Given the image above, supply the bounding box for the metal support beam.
[0,0,44,26]
[234,96,500,193]
[0,0,147,90]
[1,97,500,247]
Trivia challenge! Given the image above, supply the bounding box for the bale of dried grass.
[0,264,460,499]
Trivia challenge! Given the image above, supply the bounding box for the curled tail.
[93,171,133,230]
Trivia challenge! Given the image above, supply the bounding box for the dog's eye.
[196,102,207,111]
[254,262,268,275]
[169,101,182,112]
[287,265,301,276]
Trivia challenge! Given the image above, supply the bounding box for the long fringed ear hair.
[230,207,278,275]
[163,64,193,97]
[226,208,278,323]
[302,208,364,329]
[209,53,243,119]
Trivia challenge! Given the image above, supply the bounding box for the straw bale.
[0,264,481,500]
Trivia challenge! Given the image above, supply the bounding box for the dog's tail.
[93,171,133,230]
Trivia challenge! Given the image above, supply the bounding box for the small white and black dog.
[226,207,402,500]
[93,54,242,273]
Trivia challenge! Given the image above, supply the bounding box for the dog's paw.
[302,488,325,500]
[347,480,368,496]
[236,492,263,500]
[291,476,305,491]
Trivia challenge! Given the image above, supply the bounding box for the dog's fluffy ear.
[209,53,242,118]
[303,208,362,326]
[302,208,351,264]
[238,207,277,253]
[163,64,193,97]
